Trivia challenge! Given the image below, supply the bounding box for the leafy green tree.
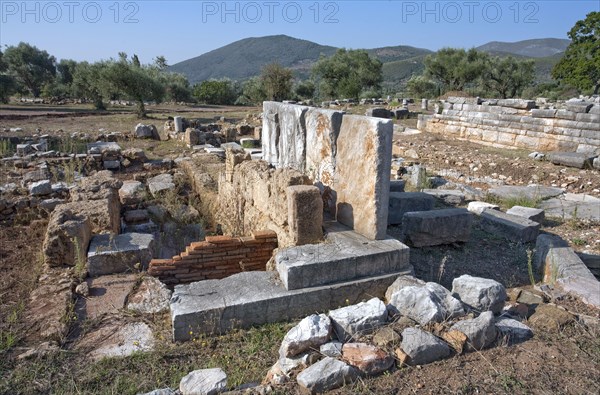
[294,80,316,100]
[481,56,535,98]
[312,49,382,99]
[424,48,486,93]
[406,75,438,98]
[103,54,165,117]
[193,79,238,105]
[260,63,293,101]
[3,42,56,97]
[72,61,111,110]
[0,50,18,103]
[552,11,600,94]
[237,77,267,105]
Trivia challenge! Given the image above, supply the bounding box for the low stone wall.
[417,97,600,153]
[147,230,278,285]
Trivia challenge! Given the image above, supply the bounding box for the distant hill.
[476,38,570,58]
[170,35,567,89]
[169,35,337,83]
[169,35,431,84]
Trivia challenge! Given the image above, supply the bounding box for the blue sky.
[1,1,598,64]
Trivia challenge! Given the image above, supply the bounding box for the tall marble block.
[262,101,309,171]
[335,115,393,240]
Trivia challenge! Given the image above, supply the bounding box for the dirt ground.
[1,103,599,394]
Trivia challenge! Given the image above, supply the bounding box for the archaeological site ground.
[1,98,599,395]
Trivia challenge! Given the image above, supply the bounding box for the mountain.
[170,35,567,90]
[169,35,337,84]
[169,35,431,84]
[476,38,570,58]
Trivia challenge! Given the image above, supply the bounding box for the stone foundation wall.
[217,158,313,248]
[148,230,278,285]
[417,97,600,153]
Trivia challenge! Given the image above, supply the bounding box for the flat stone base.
[87,233,154,277]
[547,152,596,169]
[402,208,473,247]
[388,192,435,225]
[276,221,410,290]
[170,269,413,341]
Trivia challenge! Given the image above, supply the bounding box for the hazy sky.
[1,1,598,64]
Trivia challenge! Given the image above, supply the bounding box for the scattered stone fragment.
[400,327,451,365]
[119,180,145,205]
[328,298,387,341]
[279,314,331,358]
[372,326,402,348]
[148,173,175,197]
[452,275,507,314]
[127,276,172,314]
[320,341,343,358]
[75,281,90,297]
[388,282,464,325]
[495,317,533,344]
[516,289,545,305]
[450,311,497,350]
[179,368,228,395]
[467,201,500,215]
[385,275,425,302]
[342,342,394,375]
[528,304,575,332]
[296,357,358,394]
[29,180,52,196]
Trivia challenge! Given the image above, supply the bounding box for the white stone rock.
[179,368,227,395]
[385,275,425,302]
[147,173,175,197]
[87,322,154,360]
[329,298,387,341]
[388,282,464,325]
[467,201,499,215]
[450,311,497,350]
[296,357,358,394]
[400,327,451,365]
[452,275,507,314]
[279,313,331,358]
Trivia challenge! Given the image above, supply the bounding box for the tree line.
[1,12,597,111]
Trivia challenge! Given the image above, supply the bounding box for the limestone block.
[335,115,393,240]
[43,209,92,267]
[388,192,435,225]
[286,185,323,246]
[402,208,473,247]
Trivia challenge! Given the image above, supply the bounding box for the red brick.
[252,230,278,239]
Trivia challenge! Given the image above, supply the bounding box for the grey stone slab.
[422,189,465,205]
[533,234,569,271]
[556,276,600,308]
[495,317,533,345]
[497,99,535,109]
[170,269,412,341]
[506,206,545,223]
[575,113,600,123]
[451,275,507,314]
[276,222,410,290]
[336,115,393,240]
[487,185,564,201]
[543,246,596,284]
[565,102,593,113]
[147,173,175,197]
[87,142,121,155]
[547,152,596,169]
[87,233,154,277]
[479,209,540,243]
[539,198,600,221]
[402,208,473,247]
[388,192,435,225]
[179,368,227,395]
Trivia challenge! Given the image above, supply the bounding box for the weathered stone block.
[452,275,507,314]
[286,185,323,245]
[531,109,557,118]
[497,99,536,109]
[390,180,405,192]
[366,108,392,118]
[422,189,465,205]
[388,192,435,225]
[336,115,393,240]
[400,327,451,365]
[547,152,596,169]
[87,233,154,277]
[480,209,540,243]
[43,209,92,267]
[297,357,358,394]
[402,208,473,247]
